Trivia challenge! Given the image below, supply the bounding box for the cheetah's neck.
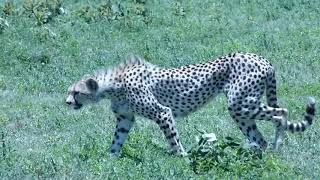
[90,68,122,99]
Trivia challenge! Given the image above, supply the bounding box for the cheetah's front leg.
[110,113,135,156]
[127,88,186,156]
[155,107,186,156]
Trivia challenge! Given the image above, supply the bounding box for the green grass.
[0,0,320,179]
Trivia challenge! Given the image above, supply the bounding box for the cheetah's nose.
[66,101,71,105]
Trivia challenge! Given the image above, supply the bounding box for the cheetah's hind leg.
[272,110,288,151]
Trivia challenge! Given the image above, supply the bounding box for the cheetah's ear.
[85,78,98,92]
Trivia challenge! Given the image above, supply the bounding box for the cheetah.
[66,52,316,156]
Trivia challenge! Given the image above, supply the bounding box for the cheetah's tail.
[286,97,316,133]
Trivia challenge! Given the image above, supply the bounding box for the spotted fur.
[66,53,316,156]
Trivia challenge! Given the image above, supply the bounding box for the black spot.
[268,97,277,101]
[305,115,313,125]
[289,123,294,131]
[161,124,170,129]
[306,106,315,116]
[171,132,177,138]
[252,137,256,141]
[246,126,252,133]
[110,149,116,153]
[118,128,129,133]
[252,124,257,130]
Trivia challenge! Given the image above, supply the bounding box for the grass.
[0,0,320,179]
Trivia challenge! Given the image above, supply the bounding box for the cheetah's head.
[66,78,99,109]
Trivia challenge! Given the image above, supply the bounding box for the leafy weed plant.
[22,0,64,25]
[188,131,289,178]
